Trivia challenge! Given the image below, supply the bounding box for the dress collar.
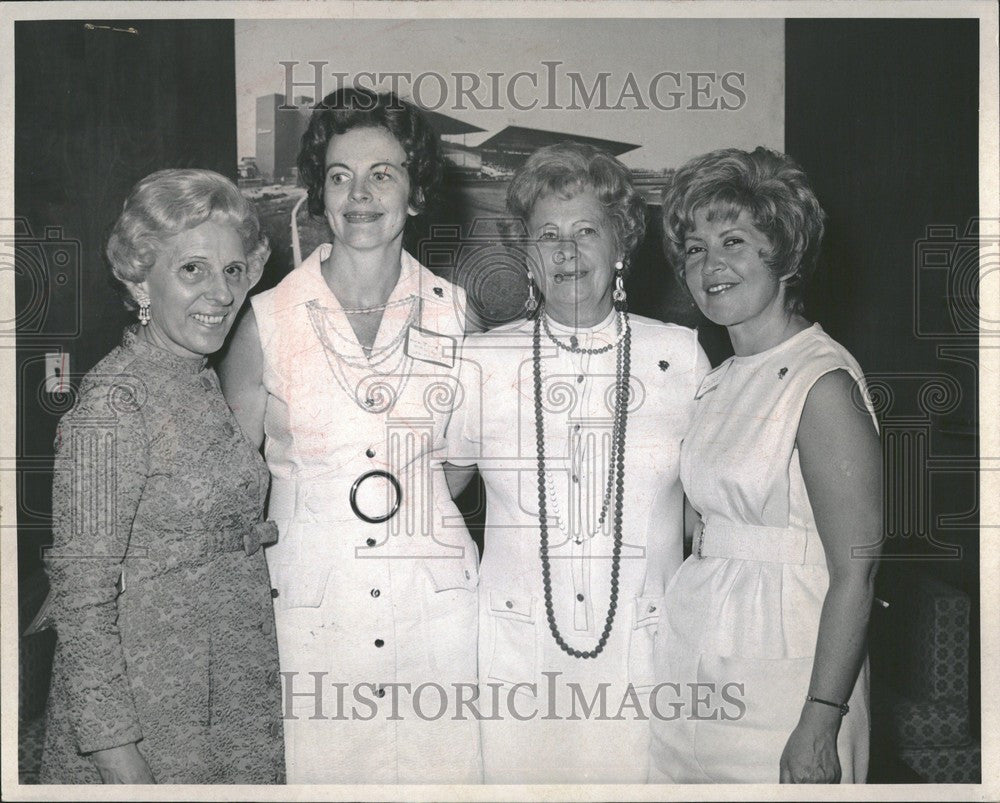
[122,325,209,375]
[303,243,423,306]
[542,308,619,345]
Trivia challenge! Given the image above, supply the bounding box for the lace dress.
[39,327,284,783]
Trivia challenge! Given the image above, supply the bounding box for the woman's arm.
[780,369,882,783]
[46,374,154,780]
[219,306,267,449]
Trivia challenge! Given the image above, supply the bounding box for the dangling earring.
[137,296,151,326]
[612,259,626,307]
[524,276,538,313]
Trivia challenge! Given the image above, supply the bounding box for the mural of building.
[255,94,314,183]
[477,126,640,176]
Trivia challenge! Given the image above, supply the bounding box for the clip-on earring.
[612,259,626,305]
[525,277,538,313]
[137,297,151,326]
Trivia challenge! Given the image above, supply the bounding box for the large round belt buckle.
[349,470,402,524]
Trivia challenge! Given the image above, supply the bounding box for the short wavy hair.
[660,146,826,316]
[106,168,270,310]
[298,86,444,218]
[506,142,647,260]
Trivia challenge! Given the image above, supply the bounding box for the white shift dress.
[252,245,481,784]
[649,324,876,783]
[448,311,708,783]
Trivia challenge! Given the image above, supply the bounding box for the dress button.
[200,376,215,391]
[574,423,581,431]
[374,639,384,648]
[270,588,279,599]
[576,374,584,383]
[576,593,584,602]
[505,600,513,609]
[376,687,386,698]
[260,618,273,635]
[366,448,375,458]
[371,588,381,598]
[366,537,376,547]
[267,721,281,739]
[223,422,235,437]
[572,475,579,483]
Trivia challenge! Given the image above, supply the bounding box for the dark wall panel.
[15,20,237,577]
[785,18,980,763]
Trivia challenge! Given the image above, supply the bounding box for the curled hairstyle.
[298,86,444,218]
[106,168,270,311]
[507,142,647,260]
[660,146,826,315]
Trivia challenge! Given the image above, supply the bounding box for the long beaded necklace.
[538,311,625,545]
[533,305,631,659]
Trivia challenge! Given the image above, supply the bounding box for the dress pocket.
[628,594,663,691]
[485,590,538,695]
[424,554,478,593]
[692,652,814,783]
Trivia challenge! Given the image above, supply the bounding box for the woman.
[39,169,283,783]
[220,87,481,784]
[445,142,710,783]
[649,147,881,783]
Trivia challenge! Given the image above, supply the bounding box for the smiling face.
[322,126,416,251]
[527,188,619,327]
[683,206,788,332]
[129,220,251,359]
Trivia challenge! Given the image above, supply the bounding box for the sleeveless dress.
[649,324,876,783]
[40,327,283,783]
[448,311,709,783]
[251,244,481,784]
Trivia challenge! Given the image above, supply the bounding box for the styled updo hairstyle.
[507,141,647,262]
[106,168,270,310]
[660,146,826,315]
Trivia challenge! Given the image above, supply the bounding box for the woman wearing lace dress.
[40,169,283,783]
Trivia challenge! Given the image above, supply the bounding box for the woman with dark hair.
[649,147,881,783]
[445,142,709,782]
[40,169,283,783]
[220,87,481,784]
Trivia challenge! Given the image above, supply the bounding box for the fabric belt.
[201,521,279,557]
[269,476,401,524]
[695,519,827,566]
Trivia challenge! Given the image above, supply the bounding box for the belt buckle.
[350,470,403,524]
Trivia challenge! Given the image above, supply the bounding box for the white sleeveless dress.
[448,312,709,782]
[649,324,875,783]
[252,244,481,784]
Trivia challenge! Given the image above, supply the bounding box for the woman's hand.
[779,711,841,783]
[89,743,155,783]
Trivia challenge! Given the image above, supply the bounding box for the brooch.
[658,360,670,371]
[778,367,788,379]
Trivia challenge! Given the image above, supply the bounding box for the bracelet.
[806,695,850,716]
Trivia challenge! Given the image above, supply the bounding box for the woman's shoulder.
[629,313,698,338]
[628,315,703,366]
[789,324,866,377]
[60,341,150,430]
